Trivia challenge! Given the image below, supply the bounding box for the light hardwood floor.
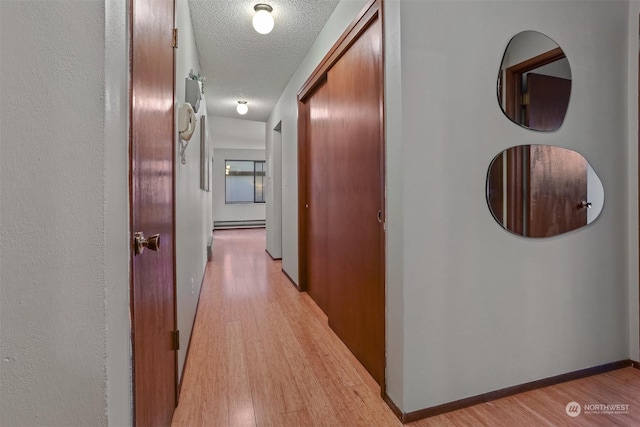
[172,228,640,426]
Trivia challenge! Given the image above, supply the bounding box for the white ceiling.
[188,0,341,122]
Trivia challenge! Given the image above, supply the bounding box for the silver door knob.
[133,232,160,255]
[580,201,592,209]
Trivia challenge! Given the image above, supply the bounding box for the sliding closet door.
[298,0,384,387]
[305,81,332,314]
[326,15,384,386]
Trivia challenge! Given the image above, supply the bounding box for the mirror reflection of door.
[487,145,603,238]
[498,31,572,131]
[526,73,571,130]
[527,145,586,237]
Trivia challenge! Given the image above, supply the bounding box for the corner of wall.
[174,0,214,382]
[383,0,405,410]
[627,0,640,363]
[105,0,133,424]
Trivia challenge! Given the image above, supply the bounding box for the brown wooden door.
[506,146,526,235]
[325,16,384,386]
[306,81,332,314]
[299,0,385,387]
[526,73,571,131]
[130,0,177,425]
[527,145,587,237]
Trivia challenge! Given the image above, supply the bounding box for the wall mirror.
[486,145,604,238]
[497,31,572,132]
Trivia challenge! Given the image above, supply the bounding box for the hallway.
[172,229,640,426]
[172,228,400,426]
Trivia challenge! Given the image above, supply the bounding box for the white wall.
[385,0,633,413]
[0,1,131,425]
[627,0,640,364]
[105,0,133,425]
[266,0,370,281]
[384,0,405,409]
[210,116,266,150]
[209,116,266,224]
[175,0,213,380]
[212,149,266,223]
[266,126,283,258]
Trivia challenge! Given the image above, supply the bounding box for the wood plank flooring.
[172,228,640,426]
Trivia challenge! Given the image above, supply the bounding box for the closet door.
[298,0,385,386]
[305,81,332,314]
[325,15,384,386]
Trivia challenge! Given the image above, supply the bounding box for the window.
[225,160,266,204]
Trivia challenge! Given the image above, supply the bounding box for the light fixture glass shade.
[252,4,274,34]
[237,101,248,115]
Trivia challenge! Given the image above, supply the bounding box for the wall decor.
[497,31,571,132]
[486,145,604,238]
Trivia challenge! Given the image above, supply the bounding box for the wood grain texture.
[172,229,398,426]
[130,0,177,424]
[526,73,571,131]
[415,367,640,426]
[305,80,332,314]
[298,0,385,388]
[173,229,640,426]
[527,144,587,237]
[325,12,385,386]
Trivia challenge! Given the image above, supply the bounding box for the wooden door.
[506,146,526,235]
[305,82,332,314]
[527,145,587,237]
[130,0,177,425]
[325,16,384,386]
[526,73,571,131]
[298,0,385,387]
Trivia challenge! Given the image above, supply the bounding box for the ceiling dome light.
[236,101,248,115]
[252,4,274,34]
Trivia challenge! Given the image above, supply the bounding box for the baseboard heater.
[214,220,266,230]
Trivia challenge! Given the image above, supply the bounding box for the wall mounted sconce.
[237,100,249,115]
[253,4,274,34]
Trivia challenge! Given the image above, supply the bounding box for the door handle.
[133,232,160,256]
[377,210,383,223]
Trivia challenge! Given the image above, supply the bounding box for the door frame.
[504,47,566,126]
[297,0,386,391]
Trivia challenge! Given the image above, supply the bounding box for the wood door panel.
[527,145,587,238]
[526,73,571,131]
[306,81,332,314]
[506,145,526,235]
[326,16,384,385]
[300,3,384,387]
[130,0,177,425]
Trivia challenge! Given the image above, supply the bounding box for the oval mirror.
[497,31,572,132]
[486,145,603,238]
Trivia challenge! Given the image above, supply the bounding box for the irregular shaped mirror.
[497,31,572,131]
[486,145,604,238]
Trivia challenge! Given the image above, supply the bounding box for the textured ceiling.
[188,0,341,122]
